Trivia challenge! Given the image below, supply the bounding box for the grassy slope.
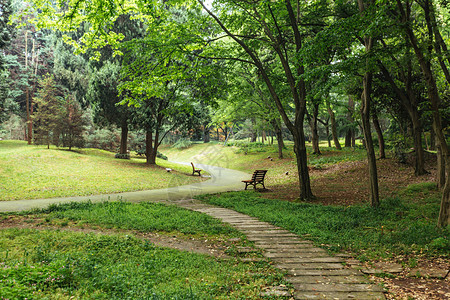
[0,141,204,201]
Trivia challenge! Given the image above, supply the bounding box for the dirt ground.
[264,155,437,206]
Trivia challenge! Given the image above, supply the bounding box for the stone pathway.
[175,199,386,300]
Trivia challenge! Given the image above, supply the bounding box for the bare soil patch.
[264,156,436,206]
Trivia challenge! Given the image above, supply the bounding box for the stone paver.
[174,200,386,300]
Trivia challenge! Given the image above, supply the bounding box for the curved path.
[0,163,249,212]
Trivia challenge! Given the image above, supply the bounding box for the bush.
[84,128,120,151]
[134,147,168,160]
[114,153,130,159]
[157,151,168,160]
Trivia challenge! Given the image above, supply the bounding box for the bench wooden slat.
[242,170,267,190]
[191,162,202,176]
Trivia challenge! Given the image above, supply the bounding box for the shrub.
[171,138,192,149]
[114,153,130,159]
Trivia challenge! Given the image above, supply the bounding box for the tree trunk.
[327,102,342,150]
[345,95,355,148]
[203,125,210,143]
[250,119,257,142]
[437,146,446,189]
[26,89,32,145]
[272,120,284,159]
[361,74,380,207]
[145,131,156,165]
[119,121,128,155]
[309,103,321,155]
[372,114,386,159]
[358,0,380,207]
[410,111,427,175]
[326,124,331,147]
[293,128,314,200]
[345,130,352,148]
[430,129,435,150]
[424,130,430,151]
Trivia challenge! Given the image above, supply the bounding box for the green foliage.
[114,153,130,159]
[57,95,88,150]
[171,138,192,149]
[33,75,64,147]
[84,127,120,151]
[198,192,450,259]
[231,141,276,154]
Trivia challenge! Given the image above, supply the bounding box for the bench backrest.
[252,170,267,181]
[191,162,195,169]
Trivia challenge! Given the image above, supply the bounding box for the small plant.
[429,237,450,250]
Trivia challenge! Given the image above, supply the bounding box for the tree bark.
[327,102,342,150]
[345,95,355,148]
[437,146,446,189]
[372,113,386,159]
[119,121,128,155]
[145,131,156,165]
[359,0,379,207]
[272,119,284,159]
[326,123,331,148]
[309,103,321,155]
[203,125,210,143]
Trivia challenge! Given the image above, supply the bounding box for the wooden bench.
[191,162,202,176]
[242,170,267,190]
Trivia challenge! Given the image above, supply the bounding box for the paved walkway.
[1,163,385,299]
[0,163,249,212]
[174,199,386,300]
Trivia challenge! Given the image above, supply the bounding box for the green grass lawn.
[0,141,204,201]
[0,201,286,299]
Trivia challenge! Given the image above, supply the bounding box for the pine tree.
[33,76,62,148]
[58,95,86,150]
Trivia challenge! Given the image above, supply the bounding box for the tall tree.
[395,0,450,227]
[32,75,62,148]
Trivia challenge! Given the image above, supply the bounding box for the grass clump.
[198,191,449,259]
[0,229,285,299]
